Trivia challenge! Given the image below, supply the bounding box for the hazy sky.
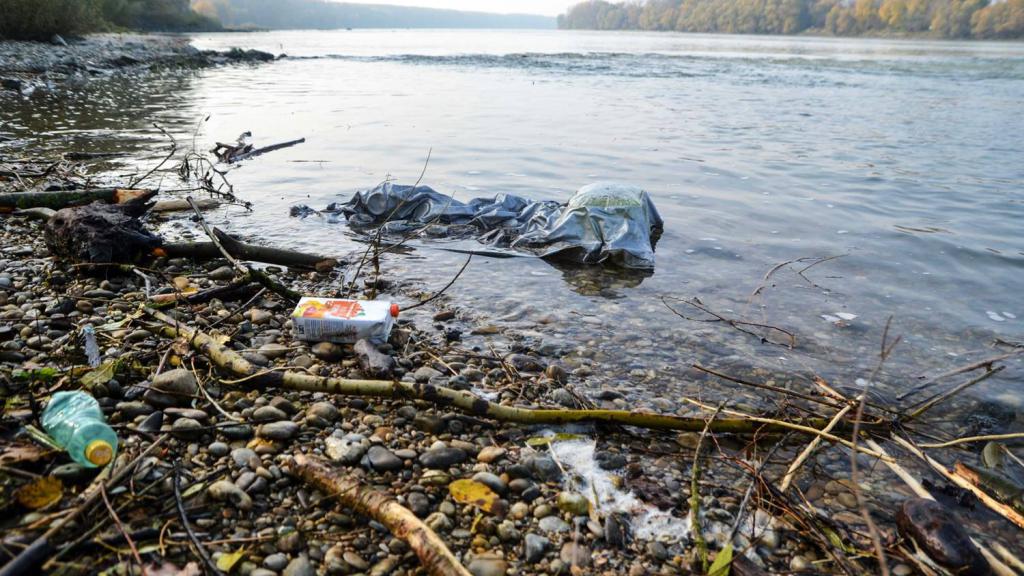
[336,0,577,17]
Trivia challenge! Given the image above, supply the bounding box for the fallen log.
[162,227,339,271]
[292,455,470,576]
[150,198,219,213]
[146,307,890,452]
[0,188,152,212]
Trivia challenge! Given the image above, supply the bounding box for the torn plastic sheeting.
[299,181,664,269]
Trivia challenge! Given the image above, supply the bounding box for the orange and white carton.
[291,298,399,344]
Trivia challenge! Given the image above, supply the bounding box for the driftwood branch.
[291,455,471,576]
[162,228,339,271]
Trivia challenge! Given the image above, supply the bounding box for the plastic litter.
[41,391,118,468]
[83,325,101,368]
[296,182,664,269]
[291,297,399,344]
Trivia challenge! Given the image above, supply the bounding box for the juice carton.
[291,298,399,344]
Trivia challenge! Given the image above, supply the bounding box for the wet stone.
[208,441,229,457]
[524,533,550,563]
[897,498,987,575]
[538,516,570,533]
[407,492,431,517]
[325,434,369,465]
[253,405,288,422]
[258,421,299,440]
[221,423,254,440]
[136,410,164,433]
[366,446,403,472]
[468,553,508,576]
[419,447,466,469]
[560,542,591,567]
[145,368,197,408]
[264,553,289,571]
[231,448,260,469]
[472,472,508,495]
[171,418,203,439]
[556,491,590,515]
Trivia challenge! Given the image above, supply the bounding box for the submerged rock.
[896,498,987,576]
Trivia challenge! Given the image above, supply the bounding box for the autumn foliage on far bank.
[558,0,1024,39]
[0,0,218,41]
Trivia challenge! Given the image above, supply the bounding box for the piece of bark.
[0,188,152,212]
[354,339,396,378]
[161,228,339,271]
[44,191,161,263]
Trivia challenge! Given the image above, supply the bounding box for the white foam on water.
[987,311,1006,322]
[547,438,690,543]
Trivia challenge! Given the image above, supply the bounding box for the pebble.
[524,533,550,563]
[413,366,443,382]
[343,551,369,571]
[477,446,506,463]
[467,553,508,576]
[253,405,288,422]
[366,445,403,472]
[258,421,300,440]
[419,446,466,469]
[208,480,253,510]
[312,341,342,361]
[837,492,858,509]
[170,417,203,439]
[135,410,163,432]
[264,553,289,571]
[258,343,289,359]
[307,401,338,422]
[556,491,589,515]
[472,472,508,495]
[407,491,431,517]
[208,441,229,457]
[325,434,369,465]
[231,448,260,469]
[145,368,197,407]
[560,542,591,567]
[538,516,570,533]
[208,266,235,281]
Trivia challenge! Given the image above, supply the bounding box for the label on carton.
[291,298,396,344]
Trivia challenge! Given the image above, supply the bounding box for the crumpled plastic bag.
[297,182,664,269]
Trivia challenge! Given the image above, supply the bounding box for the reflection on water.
[2,29,1022,419]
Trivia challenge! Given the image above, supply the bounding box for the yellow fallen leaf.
[172,277,191,291]
[449,479,499,513]
[216,549,246,573]
[81,361,118,390]
[15,476,63,510]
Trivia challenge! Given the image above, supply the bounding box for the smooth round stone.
[472,472,507,495]
[171,418,203,439]
[208,441,230,457]
[307,401,339,422]
[264,553,289,571]
[407,492,431,517]
[897,498,987,575]
[477,446,506,463]
[538,516,569,533]
[366,446,403,472]
[258,421,300,440]
[556,491,589,516]
[259,343,289,360]
[231,447,260,469]
[524,533,550,563]
[343,551,368,571]
[419,447,466,469]
[253,405,288,422]
[560,542,591,567]
[467,553,508,576]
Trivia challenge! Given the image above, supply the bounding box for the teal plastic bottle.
[41,391,118,468]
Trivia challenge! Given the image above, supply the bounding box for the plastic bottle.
[41,391,118,468]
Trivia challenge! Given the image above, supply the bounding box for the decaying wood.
[292,455,471,576]
[0,188,153,212]
[354,338,396,378]
[162,228,339,271]
[146,307,891,441]
[44,190,161,264]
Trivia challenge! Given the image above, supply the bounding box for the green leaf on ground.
[708,543,733,576]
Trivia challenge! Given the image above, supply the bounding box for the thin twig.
[173,461,222,575]
[99,486,143,568]
[403,254,472,311]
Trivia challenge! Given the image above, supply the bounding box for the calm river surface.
[4,30,1023,414]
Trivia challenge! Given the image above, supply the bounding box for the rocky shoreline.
[0,33,273,95]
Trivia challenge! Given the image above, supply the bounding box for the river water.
[3,30,1023,417]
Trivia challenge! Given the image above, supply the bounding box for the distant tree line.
[557,0,1024,38]
[190,0,555,30]
[0,0,218,41]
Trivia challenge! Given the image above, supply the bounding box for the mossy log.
[292,455,471,576]
[146,308,890,449]
[0,188,152,212]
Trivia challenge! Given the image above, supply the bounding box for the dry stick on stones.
[897,349,1023,401]
[779,403,854,493]
[690,404,724,572]
[174,461,223,575]
[146,307,892,441]
[292,454,471,576]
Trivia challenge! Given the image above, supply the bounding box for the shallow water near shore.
[2,30,1022,417]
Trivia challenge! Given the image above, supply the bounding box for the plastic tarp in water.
[302,182,664,269]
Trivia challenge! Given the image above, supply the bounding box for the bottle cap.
[85,439,113,466]
[390,303,400,318]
